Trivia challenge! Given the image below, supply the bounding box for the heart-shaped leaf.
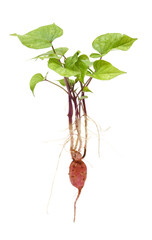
[92,33,137,56]
[33,47,69,60]
[57,79,75,87]
[92,60,126,80]
[82,86,93,93]
[11,23,63,49]
[30,73,44,95]
[65,51,80,70]
[90,53,102,58]
[48,58,80,77]
[75,54,91,83]
[79,95,88,100]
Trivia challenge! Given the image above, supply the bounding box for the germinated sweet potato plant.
[11,23,137,222]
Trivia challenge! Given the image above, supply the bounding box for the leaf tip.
[10,33,17,36]
[29,84,35,96]
[134,38,138,42]
[30,86,35,96]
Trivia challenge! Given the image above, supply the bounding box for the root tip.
[73,188,82,222]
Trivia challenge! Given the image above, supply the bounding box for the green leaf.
[75,54,91,83]
[90,53,102,58]
[11,23,63,49]
[30,73,44,95]
[57,79,75,87]
[77,54,91,68]
[92,33,137,56]
[55,47,69,56]
[86,70,92,77]
[32,47,69,60]
[79,96,88,100]
[82,86,93,93]
[48,58,80,77]
[92,60,126,80]
[33,52,60,60]
[65,51,80,70]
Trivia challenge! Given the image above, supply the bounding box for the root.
[46,136,71,214]
[87,115,101,158]
[74,116,82,153]
[72,113,101,159]
[59,136,71,159]
[74,188,82,222]
[84,114,88,157]
[74,135,79,150]
[69,123,74,152]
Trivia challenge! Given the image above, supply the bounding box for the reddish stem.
[73,93,79,118]
[81,88,87,159]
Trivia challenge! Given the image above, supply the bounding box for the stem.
[64,77,74,153]
[83,114,87,158]
[51,45,56,54]
[81,89,88,159]
[77,77,93,97]
[85,77,93,87]
[51,43,81,155]
[64,77,71,93]
[78,100,82,152]
[51,44,64,67]
[73,95,82,151]
[73,94,79,118]
[45,79,68,94]
[68,95,74,151]
[88,68,94,74]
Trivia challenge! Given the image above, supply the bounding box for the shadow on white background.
[0,0,152,239]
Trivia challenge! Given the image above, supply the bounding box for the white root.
[46,136,71,214]
[87,115,101,158]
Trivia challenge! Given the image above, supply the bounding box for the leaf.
[65,51,80,70]
[48,58,80,77]
[77,55,91,68]
[75,54,91,83]
[92,33,137,56]
[55,47,69,56]
[79,96,88,100]
[90,53,102,58]
[86,71,92,77]
[92,60,126,80]
[11,23,63,49]
[30,73,44,95]
[33,53,60,60]
[58,79,75,87]
[82,86,93,93]
[32,47,69,60]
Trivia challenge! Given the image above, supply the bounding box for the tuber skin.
[69,150,87,222]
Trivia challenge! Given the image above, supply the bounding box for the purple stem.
[73,94,79,118]
[81,91,87,159]
[68,95,73,125]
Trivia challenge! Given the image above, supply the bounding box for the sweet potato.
[69,159,87,222]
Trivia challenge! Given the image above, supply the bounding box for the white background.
[1,0,152,239]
